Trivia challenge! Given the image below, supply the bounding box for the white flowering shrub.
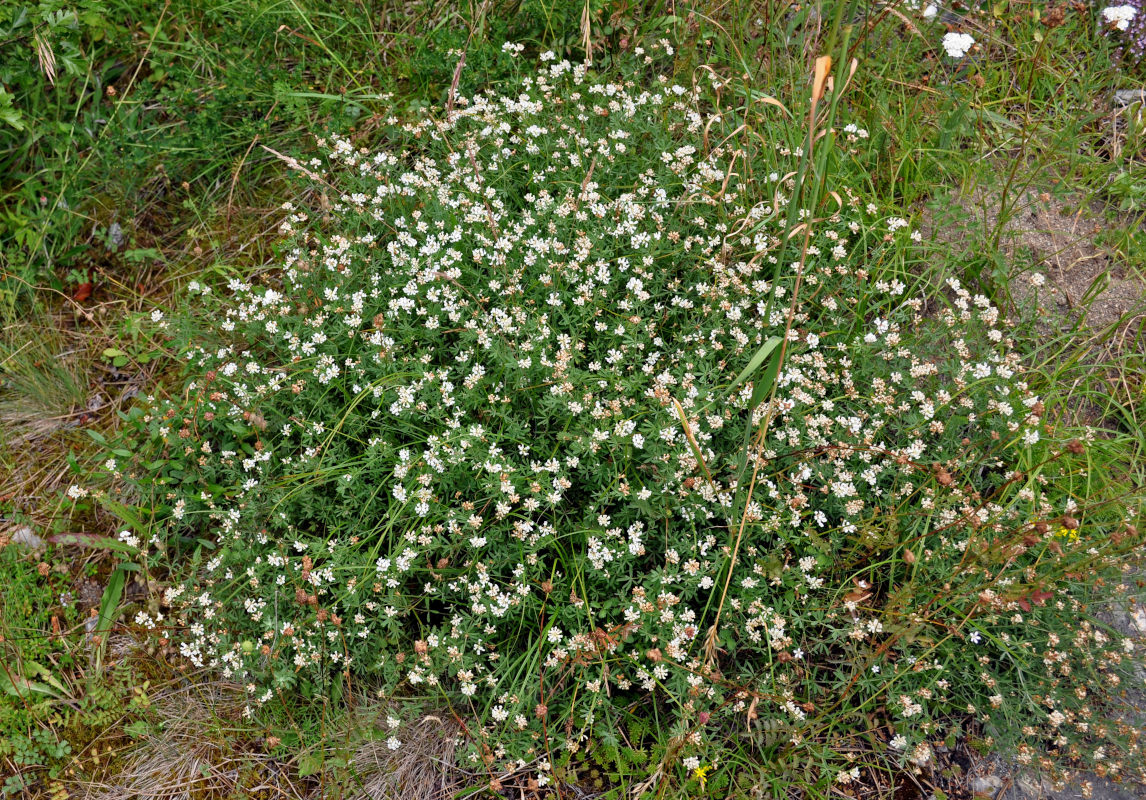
[97,52,1143,793]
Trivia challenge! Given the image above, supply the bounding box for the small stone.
[9,526,46,553]
[972,775,1004,794]
[108,222,124,249]
[1114,89,1146,107]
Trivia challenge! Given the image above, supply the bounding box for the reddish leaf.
[73,268,95,304]
[1014,587,1055,614]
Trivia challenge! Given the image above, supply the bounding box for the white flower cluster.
[1103,4,1137,30]
[942,31,976,59]
[105,50,1119,782]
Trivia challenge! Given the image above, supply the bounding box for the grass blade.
[93,566,127,665]
[727,335,782,395]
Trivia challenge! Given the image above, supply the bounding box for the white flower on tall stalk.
[942,32,976,58]
[1102,5,1137,30]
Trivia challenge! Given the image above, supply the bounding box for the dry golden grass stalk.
[580,0,593,65]
[704,53,848,669]
[671,398,717,491]
[34,33,58,85]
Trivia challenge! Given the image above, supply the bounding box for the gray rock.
[972,774,1005,794]
[1113,89,1146,107]
[108,221,124,249]
[9,525,46,553]
[1131,606,1146,634]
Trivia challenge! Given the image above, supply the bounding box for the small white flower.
[910,743,933,765]
[387,736,401,750]
[1103,5,1137,30]
[942,32,975,58]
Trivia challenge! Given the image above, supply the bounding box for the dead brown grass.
[75,683,307,800]
[347,714,464,800]
[66,678,472,800]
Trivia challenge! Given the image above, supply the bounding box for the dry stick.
[446,50,466,117]
[260,144,323,183]
[226,101,279,222]
[571,155,599,214]
[580,0,593,65]
[671,398,717,492]
[704,56,834,669]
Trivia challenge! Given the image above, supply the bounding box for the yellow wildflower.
[1055,526,1079,544]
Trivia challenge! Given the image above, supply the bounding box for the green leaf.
[0,89,24,131]
[46,532,138,555]
[24,661,70,698]
[0,660,68,700]
[296,750,325,777]
[124,720,152,739]
[97,496,146,531]
[122,248,163,264]
[727,336,781,395]
[95,566,127,645]
[0,670,53,698]
[747,343,784,411]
